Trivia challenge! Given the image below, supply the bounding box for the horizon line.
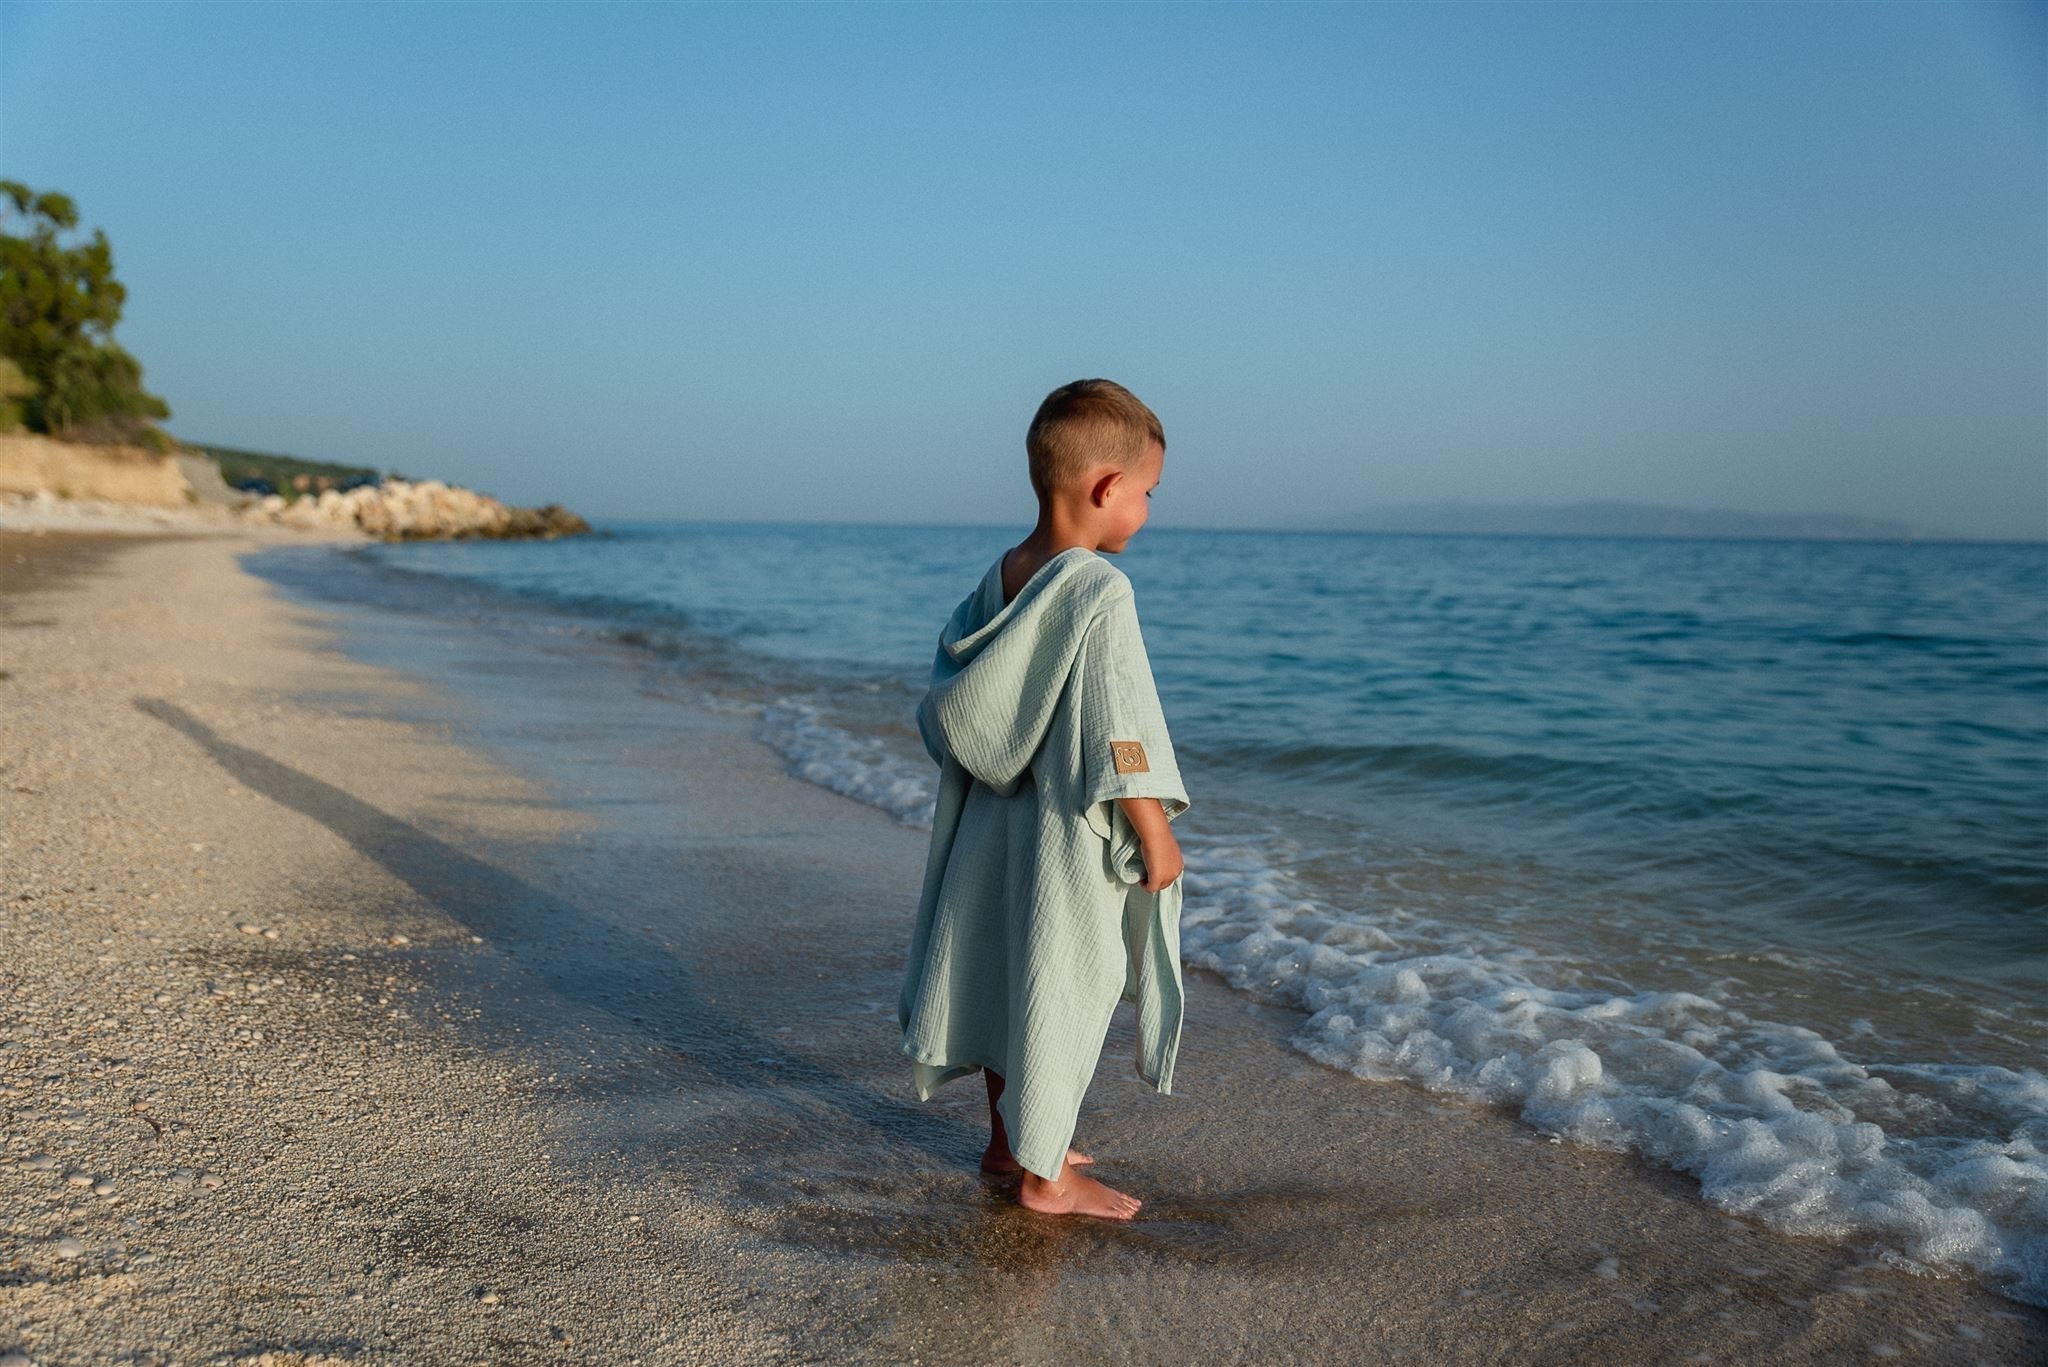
[562,516,2048,548]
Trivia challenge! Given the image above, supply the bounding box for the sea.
[249,521,2048,1305]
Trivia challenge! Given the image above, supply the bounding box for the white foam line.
[1181,838,2047,1308]
[753,698,936,828]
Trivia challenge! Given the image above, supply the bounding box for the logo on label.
[1110,740,1150,774]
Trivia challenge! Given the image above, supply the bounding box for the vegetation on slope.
[184,442,383,500]
[0,181,170,445]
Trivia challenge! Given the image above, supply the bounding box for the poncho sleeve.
[1076,582,1189,879]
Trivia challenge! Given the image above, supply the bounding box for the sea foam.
[754,698,937,828]
[1181,837,2047,1306]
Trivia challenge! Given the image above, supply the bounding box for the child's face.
[1101,441,1164,552]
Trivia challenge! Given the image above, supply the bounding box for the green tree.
[0,357,33,432]
[0,181,169,442]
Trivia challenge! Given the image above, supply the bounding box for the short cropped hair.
[1025,379,1164,501]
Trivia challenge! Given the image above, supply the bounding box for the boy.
[898,378,1190,1221]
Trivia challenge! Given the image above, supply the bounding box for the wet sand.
[2,528,2042,1364]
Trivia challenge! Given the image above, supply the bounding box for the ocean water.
[261,522,2047,1304]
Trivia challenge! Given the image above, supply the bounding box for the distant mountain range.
[1308,500,1963,542]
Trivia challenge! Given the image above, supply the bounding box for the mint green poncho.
[898,545,1191,1181]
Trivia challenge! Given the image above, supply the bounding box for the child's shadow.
[132,695,976,1172]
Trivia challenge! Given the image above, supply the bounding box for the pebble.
[52,1235,83,1260]
[198,1172,223,1189]
[63,1171,94,1188]
[237,923,262,935]
[23,1153,58,1171]
[166,1170,195,1190]
[0,1352,33,1367]
[478,1291,501,1307]
[388,934,410,946]
[93,1180,114,1196]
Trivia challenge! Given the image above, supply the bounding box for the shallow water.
[245,523,2048,1306]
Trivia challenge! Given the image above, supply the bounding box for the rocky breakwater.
[240,478,592,541]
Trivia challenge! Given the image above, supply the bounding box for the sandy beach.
[3,527,2043,1365]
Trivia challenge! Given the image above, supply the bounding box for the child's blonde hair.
[1026,379,1165,501]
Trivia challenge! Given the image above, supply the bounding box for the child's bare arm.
[1115,796,1184,892]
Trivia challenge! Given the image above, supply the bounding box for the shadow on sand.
[132,694,975,1170]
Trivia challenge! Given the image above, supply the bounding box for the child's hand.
[1114,796,1184,892]
[1137,829,1184,892]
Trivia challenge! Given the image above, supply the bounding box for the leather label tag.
[1110,740,1150,774]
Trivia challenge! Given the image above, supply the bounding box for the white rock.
[51,1235,83,1260]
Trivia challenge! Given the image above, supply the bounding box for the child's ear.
[1090,468,1123,508]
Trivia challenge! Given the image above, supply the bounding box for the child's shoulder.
[972,545,1133,613]
[1061,548,1131,593]
[1048,551,1139,626]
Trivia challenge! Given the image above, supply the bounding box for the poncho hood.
[918,545,1125,798]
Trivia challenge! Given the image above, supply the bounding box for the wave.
[753,699,936,828]
[1180,839,2047,1307]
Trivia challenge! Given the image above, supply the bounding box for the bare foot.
[979,1144,1093,1175]
[1017,1167,1142,1220]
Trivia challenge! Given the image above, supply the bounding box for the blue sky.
[1,1,2041,537]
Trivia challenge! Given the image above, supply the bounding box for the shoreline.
[3,527,2042,1363]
